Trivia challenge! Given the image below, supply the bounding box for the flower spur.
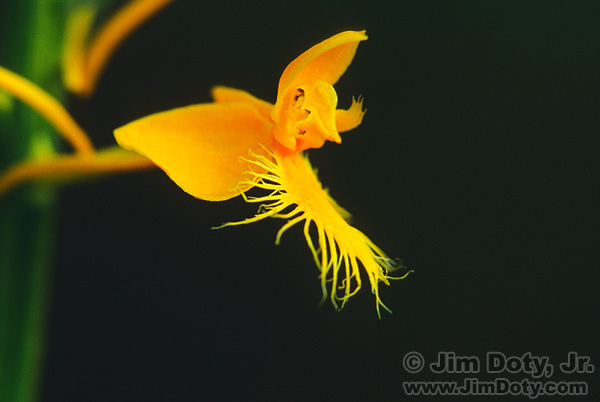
[114,31,412,317]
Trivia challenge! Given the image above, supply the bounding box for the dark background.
[42,1,598,401]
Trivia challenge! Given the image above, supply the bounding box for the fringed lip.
[216,147,412,317]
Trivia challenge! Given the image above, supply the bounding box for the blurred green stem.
[0,1,65,401]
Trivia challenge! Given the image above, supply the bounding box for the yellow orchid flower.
[115,31,412,317]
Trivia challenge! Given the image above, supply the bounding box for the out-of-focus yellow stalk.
[0,65,94,154]
[0,147,154,197]
[64,0,174,96]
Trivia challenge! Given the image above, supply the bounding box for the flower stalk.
[0,1,65,401]
[0,1,168,400]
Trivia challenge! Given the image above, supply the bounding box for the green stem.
[0,188,57,402]
[0,1,66,401]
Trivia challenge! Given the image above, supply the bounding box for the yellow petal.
[211,85,273,118]
[114,102,274,201]
[271,31,367,151]
[276,30,367,100]
[335,96,366,133]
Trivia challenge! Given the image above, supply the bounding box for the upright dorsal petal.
[114,102,273,201]
[276,30,367,99]
[272,31,367,151]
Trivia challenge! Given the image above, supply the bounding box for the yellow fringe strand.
[218,148,411,317]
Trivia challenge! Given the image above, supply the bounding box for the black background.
[42,1,598,401]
